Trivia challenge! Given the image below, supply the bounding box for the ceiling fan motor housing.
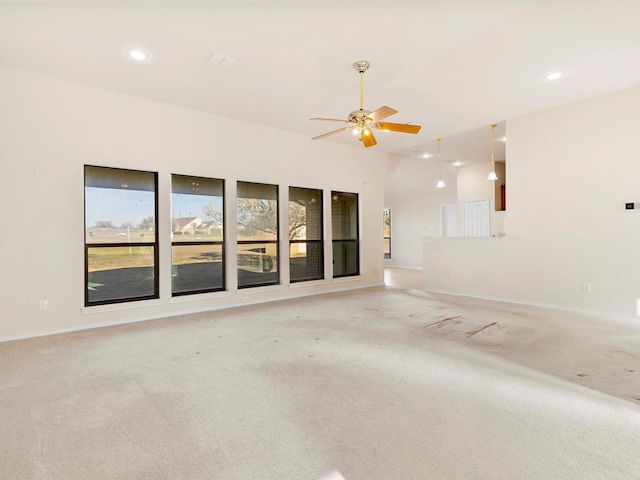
[349,109,374,127]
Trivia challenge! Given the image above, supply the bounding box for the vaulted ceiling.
[2,1,639,163]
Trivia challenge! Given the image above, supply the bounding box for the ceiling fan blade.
[377,122,421,134]
[312,127,350,140]
[361,128,377,148]
[367,106,397,122]
[310,117,350,123]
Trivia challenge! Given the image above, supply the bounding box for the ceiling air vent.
[206,52,236,67]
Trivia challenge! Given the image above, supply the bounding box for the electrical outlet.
[582,282,592,293]
[242,297,250,303]
[39,299,48,310]
[449,272,456,279]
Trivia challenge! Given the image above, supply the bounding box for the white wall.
[422,84,640,317]
[0,65,396,341]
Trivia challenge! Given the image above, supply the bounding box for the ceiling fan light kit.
[310,61,421,148]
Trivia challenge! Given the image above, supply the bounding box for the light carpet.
[1,287,639,479]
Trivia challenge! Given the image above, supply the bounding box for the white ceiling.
[1,1,640,162]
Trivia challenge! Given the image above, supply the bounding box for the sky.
[85,187,222,228]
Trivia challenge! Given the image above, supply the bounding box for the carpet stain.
[466,322,498,338]
[423,315,462,328]
[577,373,589,378]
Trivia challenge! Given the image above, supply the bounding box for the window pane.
[85,165,158,306]
[289,187,322,240]
[290,241,323,282]
[87,246,156,303]
[172,244,224,295]
[237,243,278,288]
[172,175,224,242]
[289,186,323,283]
[237,182,278,242]
[85,166,156,244]
[332,240,359,277]
[331,191,359,277]
[331,192,358,240]
[383,208,391,259]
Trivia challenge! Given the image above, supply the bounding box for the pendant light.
[436,138,446,188]
[487,124,498,181]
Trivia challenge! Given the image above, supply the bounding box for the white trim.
[236,283,286,294]
[288,278,330,289]
[1,282,383,344]
[331,275,362,284]
[170,290,231,303]
[82,298,163,314]
[384,265,422,270]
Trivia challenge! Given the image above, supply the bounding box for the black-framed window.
[289,187,323,282]
[84,165,158,306]
[171,175,225,296]
[383,208,391,259]
[331,191,359,277]
[237,181,279,288]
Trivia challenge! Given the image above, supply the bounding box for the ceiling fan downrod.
[354,61,369,110]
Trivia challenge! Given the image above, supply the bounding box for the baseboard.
[0,281,385,343]
[422,289,640,325]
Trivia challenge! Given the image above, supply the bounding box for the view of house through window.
[289,187,323,282]
[171,175,225,296]
[331,191,359,277]
[383,208,391,259]
[84,165,158,306]
[237,181,279,288]
[85,170,366,301]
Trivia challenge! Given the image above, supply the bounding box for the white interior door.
[464,199,489,237]
[441,204,457,237]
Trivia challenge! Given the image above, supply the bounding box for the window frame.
[84,165,159,307]
[289,186,324,283]
[171,174,226,297]
[383,208,391,259]
[237,181,280,289]
[331,190,360,278]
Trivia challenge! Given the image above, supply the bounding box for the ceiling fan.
[311,61,421,148]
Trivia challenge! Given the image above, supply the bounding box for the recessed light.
[501,136,507,142]
[128,49,148,61]
[422,153,431,158]
[545,71,564,81]
[453,161,462,167]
